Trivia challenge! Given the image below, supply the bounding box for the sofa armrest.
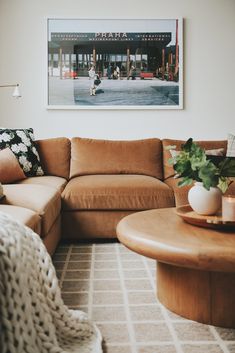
[164,177,191,207]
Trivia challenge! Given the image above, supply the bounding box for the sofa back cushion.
[70,137,163,179]
[35,138,71,179]
[162,139,227,180]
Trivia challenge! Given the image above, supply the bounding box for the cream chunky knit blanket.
[0,212,102,353]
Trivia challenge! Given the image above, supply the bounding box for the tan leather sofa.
[0,136,232,255]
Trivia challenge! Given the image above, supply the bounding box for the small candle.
[222,195,235,221]
[0,182,3,198]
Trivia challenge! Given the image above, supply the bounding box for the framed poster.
[47,18,183,109]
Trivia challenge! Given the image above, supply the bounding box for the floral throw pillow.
[0,128,44,177]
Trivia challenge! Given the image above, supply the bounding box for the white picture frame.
[47,18,183,110]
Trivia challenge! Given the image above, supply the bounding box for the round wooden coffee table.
[116,208,235,328]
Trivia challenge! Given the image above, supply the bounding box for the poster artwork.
[47,19,183,109]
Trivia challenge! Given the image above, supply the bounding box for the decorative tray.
[175,205,235,230]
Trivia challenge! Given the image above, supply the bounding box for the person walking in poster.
[128,65,136,80]
[107,65,112,79]
[88,66,97,96]
[130,65,136,80]
[116,65,120,79]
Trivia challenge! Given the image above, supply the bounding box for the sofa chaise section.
[1,137,71,255]
[0,204,41,235]
[2,184,61,255]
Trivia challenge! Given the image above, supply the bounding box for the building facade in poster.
[49,29,178,81]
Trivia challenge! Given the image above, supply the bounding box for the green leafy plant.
[167,138,235,193]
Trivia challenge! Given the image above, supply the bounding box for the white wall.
[0,0,234,140]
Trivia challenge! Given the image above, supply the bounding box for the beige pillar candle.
[222,195,235,221]
[0,182,3,198]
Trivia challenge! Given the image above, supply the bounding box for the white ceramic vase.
[188,182,222,215]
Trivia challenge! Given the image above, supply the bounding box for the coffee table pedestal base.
[157,262,235,328]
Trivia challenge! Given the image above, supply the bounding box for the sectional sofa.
[0,137,232,255]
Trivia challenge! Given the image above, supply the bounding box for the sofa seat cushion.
[62,174,175,211]
[0,205,41,235]
[17,176,67,193]
[2,184,61,237]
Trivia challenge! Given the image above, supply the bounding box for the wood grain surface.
[176,204,235,229]
[116,208,235,272]
[157,263,235,328]
[117,208,235,327]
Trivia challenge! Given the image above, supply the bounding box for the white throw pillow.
[170,148,225,160]
[226,133,235,157]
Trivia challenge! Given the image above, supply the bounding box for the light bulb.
[12,85,21,98]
